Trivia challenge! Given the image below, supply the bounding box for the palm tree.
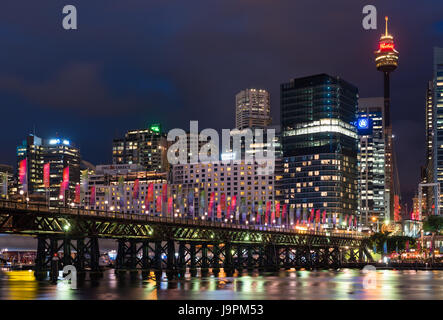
[423,215,443,262]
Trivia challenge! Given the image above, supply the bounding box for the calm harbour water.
[0,268,442,300]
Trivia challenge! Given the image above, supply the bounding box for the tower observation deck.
[374,17,400,223]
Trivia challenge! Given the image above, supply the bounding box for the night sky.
[0,0,442,207]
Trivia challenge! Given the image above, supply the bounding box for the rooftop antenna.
[385,16,389,37]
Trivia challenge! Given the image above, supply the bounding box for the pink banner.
[74,184,81,203]
[43,163,50,188]
[132,179,139,199]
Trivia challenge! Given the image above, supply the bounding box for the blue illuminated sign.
[356,117,373,135]
[358,118,369,130]
[49,138,70,146]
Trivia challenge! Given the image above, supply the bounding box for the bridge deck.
[0,199,365,240]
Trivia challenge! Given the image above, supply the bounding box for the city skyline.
[0,0,442,208]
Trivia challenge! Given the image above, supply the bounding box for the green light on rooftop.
[150,124,161,133]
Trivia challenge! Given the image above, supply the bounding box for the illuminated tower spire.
[374,16,400,224]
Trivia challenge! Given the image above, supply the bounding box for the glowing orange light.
[380,43,395,51]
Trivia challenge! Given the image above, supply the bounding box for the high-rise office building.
[357,97,386,229]
[432,47,443,215]
[0,164,13,199]
[280,74,359,222]
[235,89,271,130]
[16,134,81,201]
[422,81,434,214]
[112,123,168,172]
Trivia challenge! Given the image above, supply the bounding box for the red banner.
[162,183,168,202]
[90,186,96,206]
[74,184,81,203]
[315,209,320,223]
[132,179,139,199]
[19,159,27,190]
[43,163,50,188]
[217,204,222,219]
[156,195,162,213]
[147,183,154,202]
[231,195,237,211]
[265,201,271,224]
[220,193,226,211]
[282,204,287,219]
[208,192,215,217]
[60,166,69,196]
[168,196,173,216]
[276,202,280,218]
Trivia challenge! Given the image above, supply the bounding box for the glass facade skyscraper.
[16,134,80,201]
[433,47,443,214]
[280,74,359,221]
[358,97,386,229]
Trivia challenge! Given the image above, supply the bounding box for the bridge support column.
[265,244,278,272]
[201,243,209,276]
[89,237,101,279]
[34,236,49,280]
[141,240,150,276]
[128,239,138,275]
[49,237,59,283]
[154,241,162,280]
[212,244,220,275]
[189,243,197,277]
[166,240,177,279]
[258,246,265,272]
[236,245,243,273]
[247,246,254,271]
[177,242,186,278]
[284,247,291,269]
[115,239,126,274]
[224,243,234,276]
[75,238,86,280]
[63,238,72,267]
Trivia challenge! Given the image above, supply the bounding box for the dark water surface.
[0,268,442,300]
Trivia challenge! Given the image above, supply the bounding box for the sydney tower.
[374,16,399,222]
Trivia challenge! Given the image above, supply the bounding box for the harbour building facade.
[280,74,359,223]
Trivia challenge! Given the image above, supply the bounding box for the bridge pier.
[264,244,278,272]
[166,240,177,279]
[258,246,265,272]
[224,243,234,276]
[212,244,221,275]
[177,242,186,278]
[189,243,197,277]
[247,246,254,272]
[236,245,244,273]
[141,240,150,277]
[154,241,163,280]
[201,243,209,276]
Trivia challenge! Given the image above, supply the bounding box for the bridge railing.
[0,199,365,239]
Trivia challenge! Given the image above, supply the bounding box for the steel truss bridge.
[0,200,373,278]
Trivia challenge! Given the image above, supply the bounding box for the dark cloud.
[0,62,180,116]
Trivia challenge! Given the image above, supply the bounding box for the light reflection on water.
[0,268,442,300]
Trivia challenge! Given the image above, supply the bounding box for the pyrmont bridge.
[0,199,373,280]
